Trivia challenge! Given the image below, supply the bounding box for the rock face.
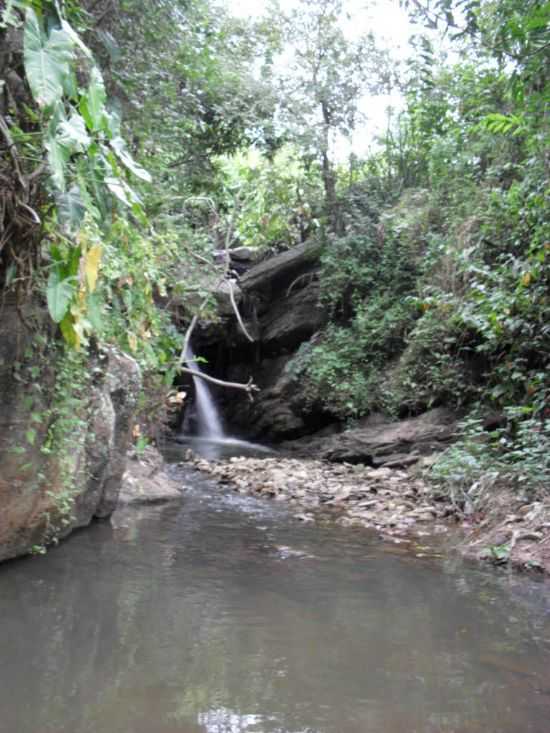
[191,241,327,440]
[259,279,325,352]
[281,408,458,467]
[239,240,323,294]
[187,246,458,456]
[0,301,141,562]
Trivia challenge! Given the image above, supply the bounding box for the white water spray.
[185,345,224,439]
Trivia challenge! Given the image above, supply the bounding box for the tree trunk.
[320,100,338,232]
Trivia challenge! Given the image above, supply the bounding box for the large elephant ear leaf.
[109,136,152,182]
[47,268,75,323]
[24,8,74,108]
[80,67,107,132]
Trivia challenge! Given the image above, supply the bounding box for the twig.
[0,114,28,192]
[19,202,41,225]
[28,160,46,182]
[286,270,318,297]
[228,279,254,342]
[188,250,214,267]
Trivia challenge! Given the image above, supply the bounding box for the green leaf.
[80,67,107,132]
[105,176,132,206]
[57,112,91,153]
[96,30,121,62]
[60,18,93,60]
[59,313,80,349]
[109,136,152,182]
[75,163,101,223]
[86,292,104,332]
[47,269,75,323]
[23,8,74,108]
[105,176,142,207]
[45,132,69,191]
[1,0,25,28]
[56,185,86,233]
[25,429,37,446]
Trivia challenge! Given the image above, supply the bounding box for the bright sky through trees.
[227,0,414,158]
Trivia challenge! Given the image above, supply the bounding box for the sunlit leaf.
[45,133,69,191]
[47,269,75,323]
[80,67,107,132]
[57,113,91,153]
[84,244,103,292]
[23,8,74,108]
[56,185,86,233]
[109,136,152,182]
[60,313,80,349]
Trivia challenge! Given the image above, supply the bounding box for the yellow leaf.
[522,272,532,286]
[85,244,103,293]
[60,314,81,350]
[128,332,138,352]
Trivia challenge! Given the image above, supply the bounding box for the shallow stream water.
[1,465,550,733]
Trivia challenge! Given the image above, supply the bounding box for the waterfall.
[185,345,224,439]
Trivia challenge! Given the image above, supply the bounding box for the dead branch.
[180,314,198,365]
[228,278,254,343]
[0,113,28,192]
[174,199,259,398]
[180,367,260,400]
[286,270,318,297]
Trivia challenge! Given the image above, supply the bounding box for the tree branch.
[180,367,260,399]
[228,278,254,342]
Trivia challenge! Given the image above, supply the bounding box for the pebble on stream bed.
[187,455,456,543]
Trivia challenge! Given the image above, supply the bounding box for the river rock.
[189,455,455,540]
[116,447,183,506]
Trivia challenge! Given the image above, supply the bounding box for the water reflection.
[0,470,549,733]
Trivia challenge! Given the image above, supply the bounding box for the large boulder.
[240,240,323,294]
[282,408,459,466]
[116,446,183,507]
[260,279,326,351]
[0,300,141,562]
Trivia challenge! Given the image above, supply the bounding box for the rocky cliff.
[186,241,329,440]
[0,298,141,562]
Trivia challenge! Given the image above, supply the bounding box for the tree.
[80,0,278,195]
[269,0,390,230]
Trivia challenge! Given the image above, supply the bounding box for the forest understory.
[0,0,548,566]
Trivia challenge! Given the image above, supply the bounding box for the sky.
[226,0,416,158]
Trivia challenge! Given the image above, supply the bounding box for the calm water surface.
[1,466,550,733]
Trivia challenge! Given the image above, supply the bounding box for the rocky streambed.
[185,452,550,575]
[188,455,456,542]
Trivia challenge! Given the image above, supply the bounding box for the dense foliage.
[1,0,548,495]
[290,0,549,493]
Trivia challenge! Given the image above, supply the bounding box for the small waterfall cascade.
[185,344,224,439]
[174,343,273,460]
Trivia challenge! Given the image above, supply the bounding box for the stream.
[1,465,550,733]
